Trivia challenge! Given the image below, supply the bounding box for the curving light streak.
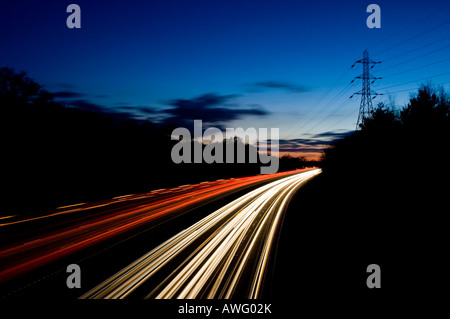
[81,169,321,299]
[0,169,313,283]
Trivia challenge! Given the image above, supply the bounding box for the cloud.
[162,93,269,128]
[277,130,354,154]
[280,147,324,153]
[54,92,148,121]
[248,81,308,93]
[277,139,325,154]
[94,94,109,98]
[278,138,326,146]
[53,91,86,98]
[308,130,354,141]
[56,92,270,127]
[60,99,138,122]
[53,89,109,100]
[116,105,155,115]
[65,99,105,113]
[54,83,77,89]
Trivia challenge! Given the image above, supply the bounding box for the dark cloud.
[249,81,308,93]
[280,147,324,153]
[277,139,325,154]
[308,130,354,140]
[64,99,105,113]
[116,105,156,115]
[57,92,270,128]
[53,91,86,98]
[277,130,353,154]
[64,99,155,121]
[56,92,153,122]
[54,83,77,89]
[278,138,326,146]
[163,93,269,128]
[53,90,109,100]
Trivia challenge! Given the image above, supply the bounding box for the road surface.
[0,169,316,286]
[81,169,321,299]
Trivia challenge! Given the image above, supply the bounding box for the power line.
[378,43,450,73]
[312,9,450,136]
[379,34,450,64]
[286,7,450,140]
[378,70,450,91]
[384,80,450,95]
[325,108,359,132]
[374,18,450,56]
[287,81,356,137]
[301,97,356,135]
[368,2,450,54]
[382,57,450,79]
[283,66,353,138]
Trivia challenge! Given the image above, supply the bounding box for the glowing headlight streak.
[0,169,312,283]
[81,169,321,299]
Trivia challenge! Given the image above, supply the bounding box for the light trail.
[0,169,312,283]
[81,169,321,299]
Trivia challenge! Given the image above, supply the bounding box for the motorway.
[81,169,321,299]
[0,168,316,287]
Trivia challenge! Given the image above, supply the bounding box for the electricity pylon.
[351,50,382,129]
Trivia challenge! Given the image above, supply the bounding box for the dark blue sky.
[1,0,449,159]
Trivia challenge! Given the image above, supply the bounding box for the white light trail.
[81,169,321,299]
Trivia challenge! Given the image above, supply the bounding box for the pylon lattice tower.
[351,50,382,129]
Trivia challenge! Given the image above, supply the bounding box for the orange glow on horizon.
[279,151,323,162]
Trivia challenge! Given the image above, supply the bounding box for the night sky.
[1,0,449,159]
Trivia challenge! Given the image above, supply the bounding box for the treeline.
[322,83,449,196]
[323,84,449,174]
[304,84,449,293]
[321,83,449,222]
[0,68,312,215]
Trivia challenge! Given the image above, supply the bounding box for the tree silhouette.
[324,84,449,174]
[0,67,49,105]
[313,83,449,294]
[359,103,400,132]
[1,67,304,216]
[401,84,449,130]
